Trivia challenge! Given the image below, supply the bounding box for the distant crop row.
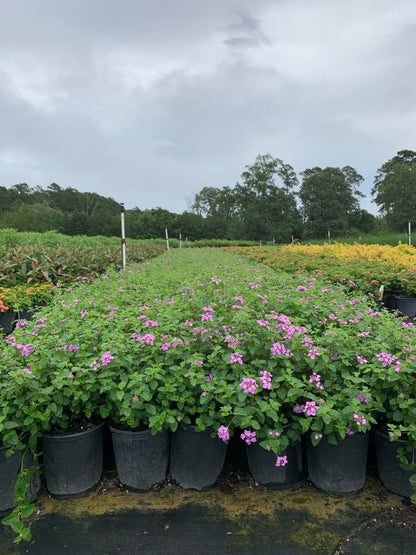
[223,242,416,297]
[0,242,164,286]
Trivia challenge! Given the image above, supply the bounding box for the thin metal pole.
[409,221,411,246]
[120,203,126,270]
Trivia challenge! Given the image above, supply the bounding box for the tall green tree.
[190,154,301,241]
[0,202,66,233]
[372,150,416,231]
[234,154,301,241]
[190,186,239,238]
[299,166,364,238]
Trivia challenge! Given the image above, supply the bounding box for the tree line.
[0,149,414,241]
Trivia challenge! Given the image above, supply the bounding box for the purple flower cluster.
[309,372,324,390]
[260,370,272,390]
[376,352,402,372]
[307,347,321,360]
[293,401,318,416]
[275,455,288,466]
[101,351,114,366]
[230,352,243,364]
[130,332,155,345]
[11,342,35,356]
[353,413,367,426]
[357,392,371,403]
[240,430,257,444]
[240,377,259,394]
[270,342,293,356]
[217,426,230,441]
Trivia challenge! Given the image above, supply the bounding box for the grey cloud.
[222,10,270,48]
[1,1,415,214]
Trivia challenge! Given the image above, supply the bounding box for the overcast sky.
[1,0,415,215]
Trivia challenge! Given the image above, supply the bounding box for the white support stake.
[165,228,170,251]
[409,221,412,246]
[120,203,126,270]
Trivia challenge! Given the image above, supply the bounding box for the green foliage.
[1,449,38,543]
[299,166,366,238]
[295,231,409,246]
[2,248,414,450]
[0,152,384,242]
[0,183,121,237]
[0,234,164,286]
[226,242,416,296]
[372,149,416,231]
[189,154,302,242]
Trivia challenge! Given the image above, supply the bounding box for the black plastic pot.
[109,426,169,491]
[306,433,369,494]
[374,428,414,498]
[394,298,416,318]
[15,310,34,322]
[0,311,17,335]
[41,421,104,498]
[15,303,48,324]
[170,425,227,490]
[246,440,304,490]
[0,446,40,516]
[384,296,416,318]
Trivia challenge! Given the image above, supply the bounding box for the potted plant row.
[1,248,416,542]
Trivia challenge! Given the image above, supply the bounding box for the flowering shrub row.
[1,248,415,468]
[224,242,416,297]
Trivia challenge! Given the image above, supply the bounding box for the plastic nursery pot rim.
[374,427,412,444]
[42,420,105,442]
[108,425,155,436]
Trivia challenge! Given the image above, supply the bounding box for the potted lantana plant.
[364,318,416,498]
[2,303,112,499]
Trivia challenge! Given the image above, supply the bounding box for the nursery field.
[2,227,416,314]
[3,246,413,448]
